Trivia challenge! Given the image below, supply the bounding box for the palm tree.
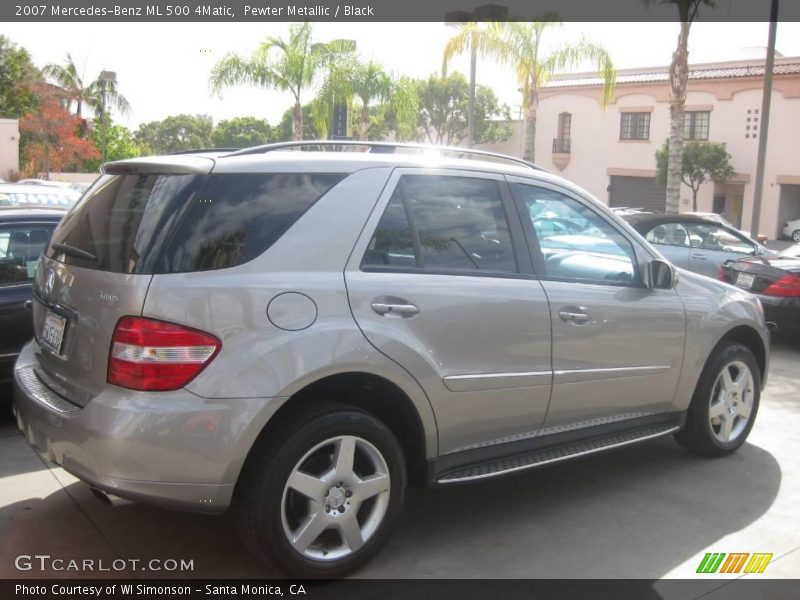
[43,53,130,118]
[210,23,320,141]
[648,0,717,213]
[316,55,418,141]
[445,21,615,163]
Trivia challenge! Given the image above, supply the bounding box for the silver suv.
[13,142,769,577]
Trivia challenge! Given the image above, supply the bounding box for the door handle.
[371,302,420,316]
[691,253,707,260]
[24,300,33,309]
[558,309,590,324]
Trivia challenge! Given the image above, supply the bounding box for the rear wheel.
[675,342,760,457]
[234,403,406,578]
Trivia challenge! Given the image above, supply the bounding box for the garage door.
[609,176,666,212]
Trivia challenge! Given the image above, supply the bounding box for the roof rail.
[168,148,243,155]
[225,140,545,172]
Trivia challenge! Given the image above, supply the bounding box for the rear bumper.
[756,294,800,334]
[13,341,282,513]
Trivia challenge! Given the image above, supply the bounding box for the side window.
[362,175,517,274]
[686,223,755,255]
[0,224,55,285]
[646,222,690,247]
[514,184,640,286]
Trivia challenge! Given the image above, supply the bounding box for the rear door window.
[362,174,517,274]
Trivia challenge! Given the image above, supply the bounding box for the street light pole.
[750,0,779,239]
[445,4,508,150]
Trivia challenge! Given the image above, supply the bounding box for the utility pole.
[445,4,508,149]
[750,0,779,239]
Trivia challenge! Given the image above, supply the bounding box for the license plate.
[41,310,67,354]
[735,272,755,289]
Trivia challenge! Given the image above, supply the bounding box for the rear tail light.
[762,273,800,298]
[718,266,727,282]
[108,316,221,391]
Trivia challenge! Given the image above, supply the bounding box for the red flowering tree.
[20,83,99,176]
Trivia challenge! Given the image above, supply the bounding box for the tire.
[675,342,761,457]
[233,402,406,578]
[793,230,800,243]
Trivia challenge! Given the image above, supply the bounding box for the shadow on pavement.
[0,435,782,580]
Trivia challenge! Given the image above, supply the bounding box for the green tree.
[274,104,319,142]
[210,23,321,141]
[0,36,42,119]
[645,1,718,213]
[83,120,143,171]
[656,139,734,212]
[414,73,512,146]
[445,21,615,162]
[212,117,273,148]
[43,53,130,118]
[134,114,214,154]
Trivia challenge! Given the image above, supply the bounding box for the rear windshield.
[46,172,346,274]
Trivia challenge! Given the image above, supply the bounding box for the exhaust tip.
[90,487,133,507]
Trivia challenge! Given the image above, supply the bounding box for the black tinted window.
[47,173,203,273]
[0,223,56,284]
[363,175,517,273]
[46,172,345,274]
[160,173,345,272]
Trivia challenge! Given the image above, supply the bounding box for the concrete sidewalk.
[1,339,798,583]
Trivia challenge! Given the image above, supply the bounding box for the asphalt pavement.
[1,338,798,585]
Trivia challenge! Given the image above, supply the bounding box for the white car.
[783,218,800,242]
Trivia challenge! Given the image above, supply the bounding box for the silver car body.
[13,150,769,512]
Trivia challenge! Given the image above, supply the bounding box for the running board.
[437,424,680,484]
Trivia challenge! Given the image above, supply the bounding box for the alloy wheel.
[281,435,391,561]
[708,360,754,444]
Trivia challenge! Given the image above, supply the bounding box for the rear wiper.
[51,243,96,261]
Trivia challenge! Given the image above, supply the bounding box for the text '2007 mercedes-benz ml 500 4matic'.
[14,142,769,577]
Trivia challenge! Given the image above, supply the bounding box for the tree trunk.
[666,22,691,214]
[292,102,303,141]
[522,87,538,162]
[359,105,370,141]
[692,187,698,212]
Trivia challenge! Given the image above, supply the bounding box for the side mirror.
[648,259,675,290]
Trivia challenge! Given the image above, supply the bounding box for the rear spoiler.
[102,155,216,175]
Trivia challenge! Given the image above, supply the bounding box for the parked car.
[783,218,800,242]
[720,244,800,335]
[0,208,66,392]
[683,211,753,239]
[17,178,91,194]
[623,213,775,279]
[13,142,769,577]
[0,183,81,208]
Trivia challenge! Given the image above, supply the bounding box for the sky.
[4,21,800,130]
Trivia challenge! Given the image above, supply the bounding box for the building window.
[553,112,571,152]
[684,111,710,140]
[620,112,651,140]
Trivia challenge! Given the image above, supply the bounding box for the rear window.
[47,172,345,274]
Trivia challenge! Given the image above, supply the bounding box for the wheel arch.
[238,371,433,487]
[715,324,768,387]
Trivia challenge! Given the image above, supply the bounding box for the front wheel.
[675,342,760,457]
[234,403,406,578]
[792,229,800,243]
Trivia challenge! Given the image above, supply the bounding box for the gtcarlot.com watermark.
[15,554,194,573]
